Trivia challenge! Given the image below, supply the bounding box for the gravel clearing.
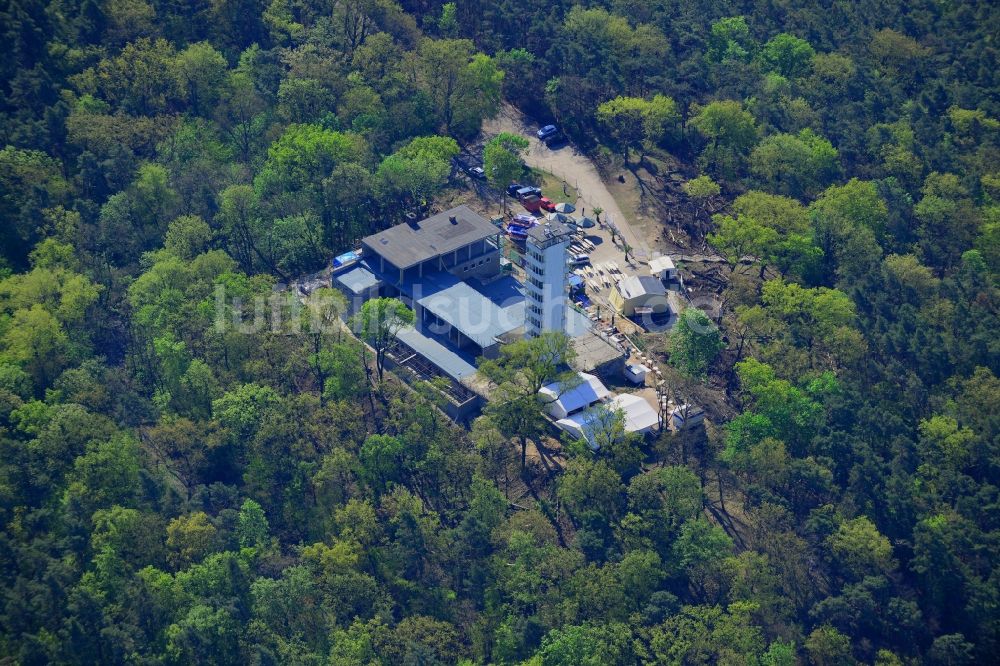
[482,104,653,261]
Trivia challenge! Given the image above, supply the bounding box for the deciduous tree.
[352,297,414,385]
[750,129,839,198]
[596,94,681,162]
[484,132,528,210]
[690,100,758,180]
[758,34,815,78]
[668,308,725,376]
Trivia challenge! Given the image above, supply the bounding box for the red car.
[539,197,556,212]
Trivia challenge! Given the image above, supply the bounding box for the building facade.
[360,205,502,288]
[523,221,573,337]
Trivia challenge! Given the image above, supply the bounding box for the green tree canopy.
[750,129,839,198]
[758,33,816,78]
[351,297,414,384]
[483,132,528,207]
[596,94,681,161]
[707,16,756,63]
[690,100,759,179]
[668,308,725,376]
[377,135,459,210]
[683,175,722,200]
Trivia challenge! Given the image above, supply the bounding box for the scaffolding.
[385,339,478,406]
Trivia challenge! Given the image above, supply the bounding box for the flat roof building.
[670,403,706,430]
[569,323,628,378]
[523,220,573,337]
[648,255,677,281]
[610,274,670,317]
[361,205,501,284]
[332,206,626,420]
[333,260,384,313]
[624,363,650,384]
[414,272,525,355]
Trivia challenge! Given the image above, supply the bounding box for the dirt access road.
[483,104,653,261]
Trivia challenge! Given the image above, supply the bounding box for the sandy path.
[482,104,653,260]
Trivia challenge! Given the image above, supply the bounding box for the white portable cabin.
[670,403,706,430]
[648,255,677,281]
[624,363,649,385]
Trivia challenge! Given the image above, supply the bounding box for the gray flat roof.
[418,275,525,348]
[362,205,498,269]
[526,220,573,245]
[571,329,626,372]
[565,306,591,338]
[395,326,479,381]
[618,274,667,299]
[333,261,382,294]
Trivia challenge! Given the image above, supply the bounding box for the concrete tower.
[523,220,573,337]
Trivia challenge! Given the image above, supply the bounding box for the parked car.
[466,165,486,179]
[507,183,523,196]
[539,197,556,213]
[537,124,559,141]
[521,195,542,213]
[570,253,590,266]
[516,185,542,200]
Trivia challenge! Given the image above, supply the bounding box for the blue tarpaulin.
[332,250,360,269]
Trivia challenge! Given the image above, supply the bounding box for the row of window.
[460,256,492,272]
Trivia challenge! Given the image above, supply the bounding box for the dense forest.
[1,0,999,663]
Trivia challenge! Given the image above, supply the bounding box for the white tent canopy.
[538,372,610,419]
[555,392,660,448]
[611,393,660,433]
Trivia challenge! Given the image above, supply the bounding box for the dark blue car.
[537,124,559,141]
